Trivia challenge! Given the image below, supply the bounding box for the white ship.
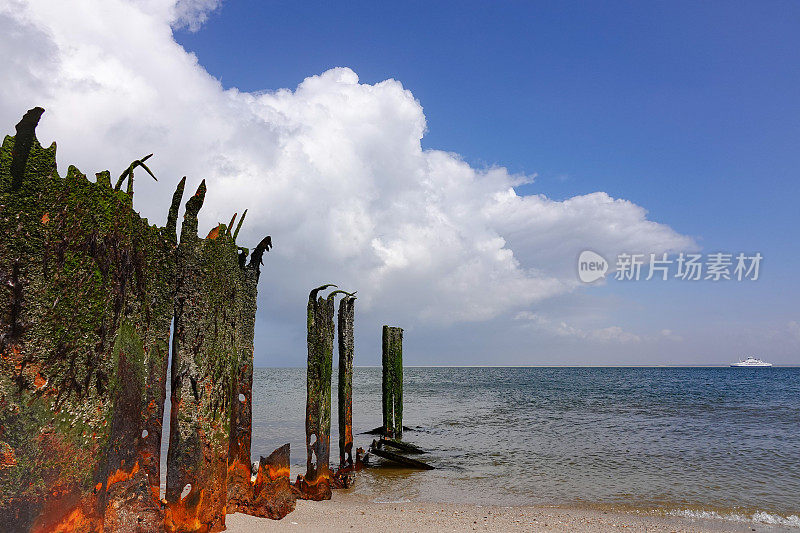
[730,356,773,367]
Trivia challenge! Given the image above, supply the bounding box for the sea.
[164,367,800,527]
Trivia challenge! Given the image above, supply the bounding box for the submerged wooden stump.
[368,439,434,470]
[382,326,404,439]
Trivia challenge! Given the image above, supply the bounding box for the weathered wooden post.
[166,181,234,532]
[382,326,404,439]
[337,294,356,470]
[331,293,358,488]
[296,284,337,500]
[369,326,431,468]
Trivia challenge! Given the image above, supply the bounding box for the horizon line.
[254,364,800,368]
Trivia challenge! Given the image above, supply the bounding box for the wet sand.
[225,492,792,532]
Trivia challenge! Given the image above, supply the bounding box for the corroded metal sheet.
[247,444,297,519]
[165,185,270,532]
[0,109,178,531]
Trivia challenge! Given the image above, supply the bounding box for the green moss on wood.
[382,326,403,438]
[337,295,356,468]
[1,107,270,532]
[1,109,176,529]
[166,181,270,530]
[303,285,338,494]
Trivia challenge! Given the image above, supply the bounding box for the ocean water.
[164,367,800,525]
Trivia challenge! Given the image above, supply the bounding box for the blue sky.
[3,0,798,364]
[176,1,800,244]
[172,1,800,363]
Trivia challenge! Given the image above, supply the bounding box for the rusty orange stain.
[106,461,139,488]
[31,494,104,533]
[34,372,47,390]
[297,473,329,487]
[44,507,94,533]
[163,487,205,533]
[206,225,221,240]
[2,344,22,362]
[0,441,16,469]
[256,465,290,483]
[41,212,49,224]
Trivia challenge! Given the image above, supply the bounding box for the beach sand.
[224,492,791,532]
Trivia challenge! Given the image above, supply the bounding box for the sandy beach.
[224,491,793,532]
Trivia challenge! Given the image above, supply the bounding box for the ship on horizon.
[730,356,773,367]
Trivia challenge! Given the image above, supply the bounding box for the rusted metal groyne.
[0,108,279,532]
[1,108,181,532]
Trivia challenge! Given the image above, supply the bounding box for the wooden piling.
[0,108,284,530]
[226,233,271,514]
[297,285,337,500]
[337,295,356,470]
[165,183,237,532]
[382,326,404,439]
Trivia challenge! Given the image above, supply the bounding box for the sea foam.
[667,508,800,528]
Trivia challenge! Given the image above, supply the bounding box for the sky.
[1,0,799,365]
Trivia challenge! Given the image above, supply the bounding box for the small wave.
[372,497,412,504]
[667,508,800,528]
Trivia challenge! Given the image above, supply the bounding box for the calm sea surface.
[164,367,800,524]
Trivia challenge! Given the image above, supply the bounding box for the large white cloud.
[1,0,696,361]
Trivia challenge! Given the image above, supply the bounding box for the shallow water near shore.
[163,367,800,526]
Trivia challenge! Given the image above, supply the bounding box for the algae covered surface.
[0,108,177,531]
[0,108,269,532]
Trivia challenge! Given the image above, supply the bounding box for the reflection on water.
[164,367,800,520]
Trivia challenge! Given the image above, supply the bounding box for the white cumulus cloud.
[169,0,222,31]
[0,0,696,362]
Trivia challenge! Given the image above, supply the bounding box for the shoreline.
[225,491,798,532]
